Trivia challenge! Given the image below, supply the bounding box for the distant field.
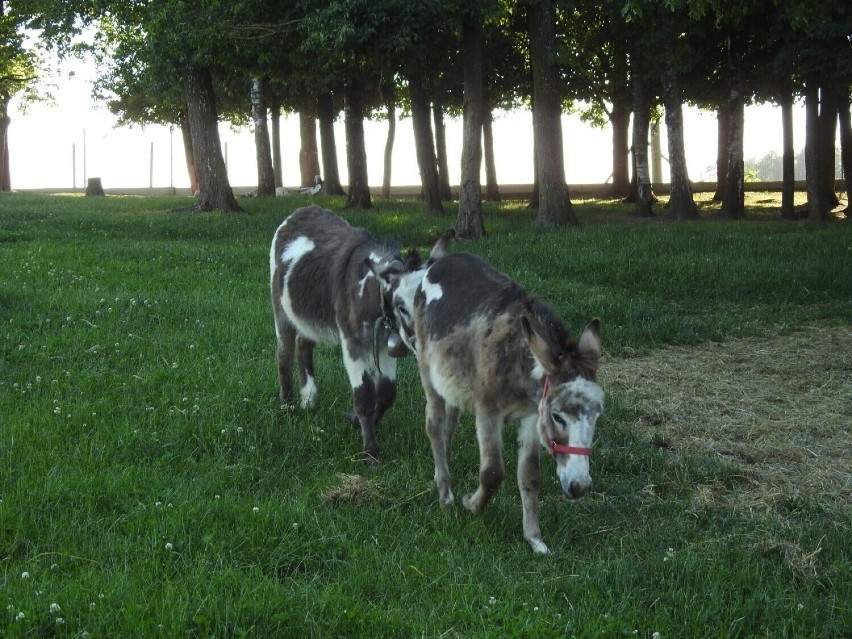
[1,192,849,637]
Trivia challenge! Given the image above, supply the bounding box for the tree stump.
[86,177,105,196]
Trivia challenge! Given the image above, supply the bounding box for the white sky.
[6,55,806,191]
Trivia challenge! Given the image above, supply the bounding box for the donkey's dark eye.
[396,304,410,319]
[551,412,566,426]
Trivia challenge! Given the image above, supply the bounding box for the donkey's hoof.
[438,492,455,510]
[462,492,485,515]
[360,448,381,466]
[345,411,360,428]
[527,538,550,555]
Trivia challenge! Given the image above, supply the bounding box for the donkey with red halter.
[270,205,418,462]
[397,251,604,553]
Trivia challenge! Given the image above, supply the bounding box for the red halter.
[539,377,593,457]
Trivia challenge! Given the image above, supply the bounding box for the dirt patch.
[601,324,852,515]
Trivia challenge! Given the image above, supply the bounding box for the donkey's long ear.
[428,228,455,262]
[575,318,601,379]
[366,257,404,287]
[521,315,560,375]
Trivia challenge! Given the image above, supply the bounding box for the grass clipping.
[601,324,852,515]
[322,473,384,506]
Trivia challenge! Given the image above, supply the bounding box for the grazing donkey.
[270,205,416,462]
[398,251,604,553]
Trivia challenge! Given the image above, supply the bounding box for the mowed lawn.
[1,192,850,637]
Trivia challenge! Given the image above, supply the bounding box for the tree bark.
[409,73,443,216]
[298,110,321,189]
[712,104,730,202]
[433,102,452,201]
[804,80,827,222]
[456,12,485,239]
[343,83,371,210]
[838,87,852,215]
[528,0,577,226]
[317,92,346,196]
[182,66,242,213]
[610,100,630,198]
[179,112,199,194]
[780,87,797,220]
[250,77,275,197]
[629,35,653,217]
[382,99,396,199]
[663,52,698,220]
[269,97,283,188]
[818,84,839,209]
[0,103,10,192]
[85,177,104,196]
[719,34,745,220]
[483,102,501,201]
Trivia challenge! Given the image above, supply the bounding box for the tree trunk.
[433,102,452,201]
[317,92,346,196]
[0,103,10,192]
[269,97,283,188]
[629,35,653,217]
[483,102,501,201]
[818,84,839,208]
[663,52,698,220]
[712,104,730,201]
[719,34,745,220]
[298,110,321,189]
[804,80,827,222]
[250,77,275,197]
[838,87,852,215]
[409,73,443,216]
[456,13,485,239]
[179,112,199,194]
[528,0,577,226]
[182,66,242,213]
[382,99,396,199]
[780,87,797,220]
[528,125,539,209]
[610,99,630,198]
[343,83,371,210]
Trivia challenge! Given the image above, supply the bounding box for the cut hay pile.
[602,324,852,515]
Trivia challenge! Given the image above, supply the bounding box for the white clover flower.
[165,542,173,550]
[252,506,260,513]
[488,596,496,605]
[90,602,96,611]
[55,617,65,625]
[21,571,29,579]
[652,633,661,639]
[50,603,61,613]
[15,612,25,621]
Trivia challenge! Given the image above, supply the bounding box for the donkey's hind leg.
[296,336,318,409]
[425,391,459,509]
[462,411,505,516]
[275,320,297,406]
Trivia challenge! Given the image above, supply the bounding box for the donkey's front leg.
[518,414,548,554]
[462,412,504,516]
[342,347,380,463]
[425,392,455,508]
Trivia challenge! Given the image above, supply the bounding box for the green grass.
[1,192,850,637]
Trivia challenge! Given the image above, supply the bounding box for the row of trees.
[3,0,851,233]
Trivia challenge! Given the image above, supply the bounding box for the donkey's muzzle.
[563,477,591,500]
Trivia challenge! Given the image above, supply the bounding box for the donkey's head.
[521,315,604,500]
[379,229,455,354]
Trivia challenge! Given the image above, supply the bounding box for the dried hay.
[321,473,384,505]
[601,324,852,515]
